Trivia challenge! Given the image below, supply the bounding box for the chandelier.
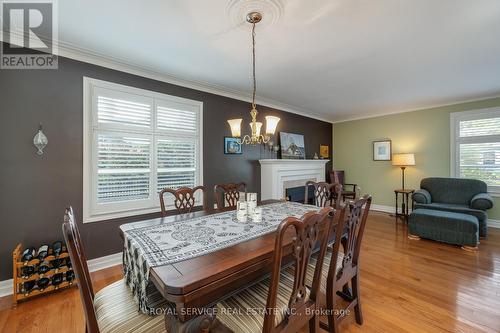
[227,12,280,145]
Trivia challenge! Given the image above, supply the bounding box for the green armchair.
[412,177,494,237]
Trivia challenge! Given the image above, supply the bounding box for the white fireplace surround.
[259,159,330,200]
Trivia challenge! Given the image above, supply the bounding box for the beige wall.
[333,97,500,221]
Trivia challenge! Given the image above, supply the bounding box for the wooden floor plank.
[0,211,499,332]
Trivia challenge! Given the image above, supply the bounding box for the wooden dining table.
[119,200,335,333]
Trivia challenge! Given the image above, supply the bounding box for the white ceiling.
[57,0,500,122]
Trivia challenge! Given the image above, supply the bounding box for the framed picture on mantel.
[280,132,305,159]
[373,140,392,161]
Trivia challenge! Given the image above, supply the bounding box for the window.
[451,108,500,195]
[83,78,203,222]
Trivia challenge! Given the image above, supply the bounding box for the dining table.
[119,199,335,333]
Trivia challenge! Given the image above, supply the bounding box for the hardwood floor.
[1,211,499,332]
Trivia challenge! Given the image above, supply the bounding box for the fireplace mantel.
[259,159,330,200]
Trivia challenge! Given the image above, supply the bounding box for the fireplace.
[259,159,330,200]
[286,184,315,204]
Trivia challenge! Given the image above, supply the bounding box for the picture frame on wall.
[280,132,306,159]
[373,140,392,161]
[320,145,329,159]
[224,137,242,154]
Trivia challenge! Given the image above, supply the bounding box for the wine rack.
[12,243,77,306]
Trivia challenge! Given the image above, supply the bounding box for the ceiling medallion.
[225,0,284,29]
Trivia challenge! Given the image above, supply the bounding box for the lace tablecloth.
[120,201,320,313]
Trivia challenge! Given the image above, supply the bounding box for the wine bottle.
[37,277,50,291]
[66,270,75,284]
[52,241,63,257]
[65,257,72,269]
[21,265,35,279]
[21,247,36,263]
[38,262,51,276]
[51,258,64,272]
[37,244,50,261]
[21,280,36,295]
[51,273,64,288]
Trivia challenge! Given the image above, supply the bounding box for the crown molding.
[0,28,332,123]
[58,43,334,122]
[332,94,500,124]
[6,30,500,125]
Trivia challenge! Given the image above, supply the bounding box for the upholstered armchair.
[412,177,494,237]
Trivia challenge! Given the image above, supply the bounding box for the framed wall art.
[373,140,392,161]
[280,132,305,159]
[224,137,242,154]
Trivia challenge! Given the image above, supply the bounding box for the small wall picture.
[224,137,242,154]
[280,132,305,159]
[373,140,392,161]
[320,145,329,159]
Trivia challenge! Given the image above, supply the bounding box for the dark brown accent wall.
[0,53,332,281]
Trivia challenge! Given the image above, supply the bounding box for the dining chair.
[330,170,358,201]
[216,205,346,333]
[306,195,372,332]
[213,182,246,211]
[159,186,207,216]
[331,183,343,210]
[305,181,341,208]
[62,207,170,333]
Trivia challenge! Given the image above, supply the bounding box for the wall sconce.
[33,124,48,155]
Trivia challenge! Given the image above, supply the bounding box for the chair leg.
[326,289,340,333]
[327,313,340,333]
[309,314,319,333]
[352,275,363,325]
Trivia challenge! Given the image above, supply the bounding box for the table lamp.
[392,153,415,190]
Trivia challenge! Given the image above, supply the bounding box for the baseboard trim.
[87,252,123,272]
[0,279,13,298]
[370,204,395,214]
[0,252,123,298]
[489,219,500,229]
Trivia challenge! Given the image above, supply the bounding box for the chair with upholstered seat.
[305,181,343,209]
[62,207,170,333]
[159,186,208,216]
[305,181,333,207]
[305,195,372,332]
[214,182,246,211]
[216,205,346,333]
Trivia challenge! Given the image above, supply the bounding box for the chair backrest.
[62,207,100,333]
[420,177,487,205]
[159,186,207,216]
[331,183,343,210]
[263,205,346,333]
[330,170,346,186]
[328,195,372,288]
[304,181,333,207]
[214,182,246,211]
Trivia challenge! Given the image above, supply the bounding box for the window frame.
[83,77,203,223]
[450,107,500,196]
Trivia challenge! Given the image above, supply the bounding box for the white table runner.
[120,201,320,314]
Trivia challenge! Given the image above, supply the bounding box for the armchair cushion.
[470,193,494,210]
[413,189,431,204]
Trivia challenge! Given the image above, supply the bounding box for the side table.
[394,189,414,222]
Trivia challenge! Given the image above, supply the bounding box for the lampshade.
[392,153,415,166]
[265,116,280,135]
[249,121,263,137]
[227,119,242,137]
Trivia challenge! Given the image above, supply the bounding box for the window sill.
[84,207,161,224]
